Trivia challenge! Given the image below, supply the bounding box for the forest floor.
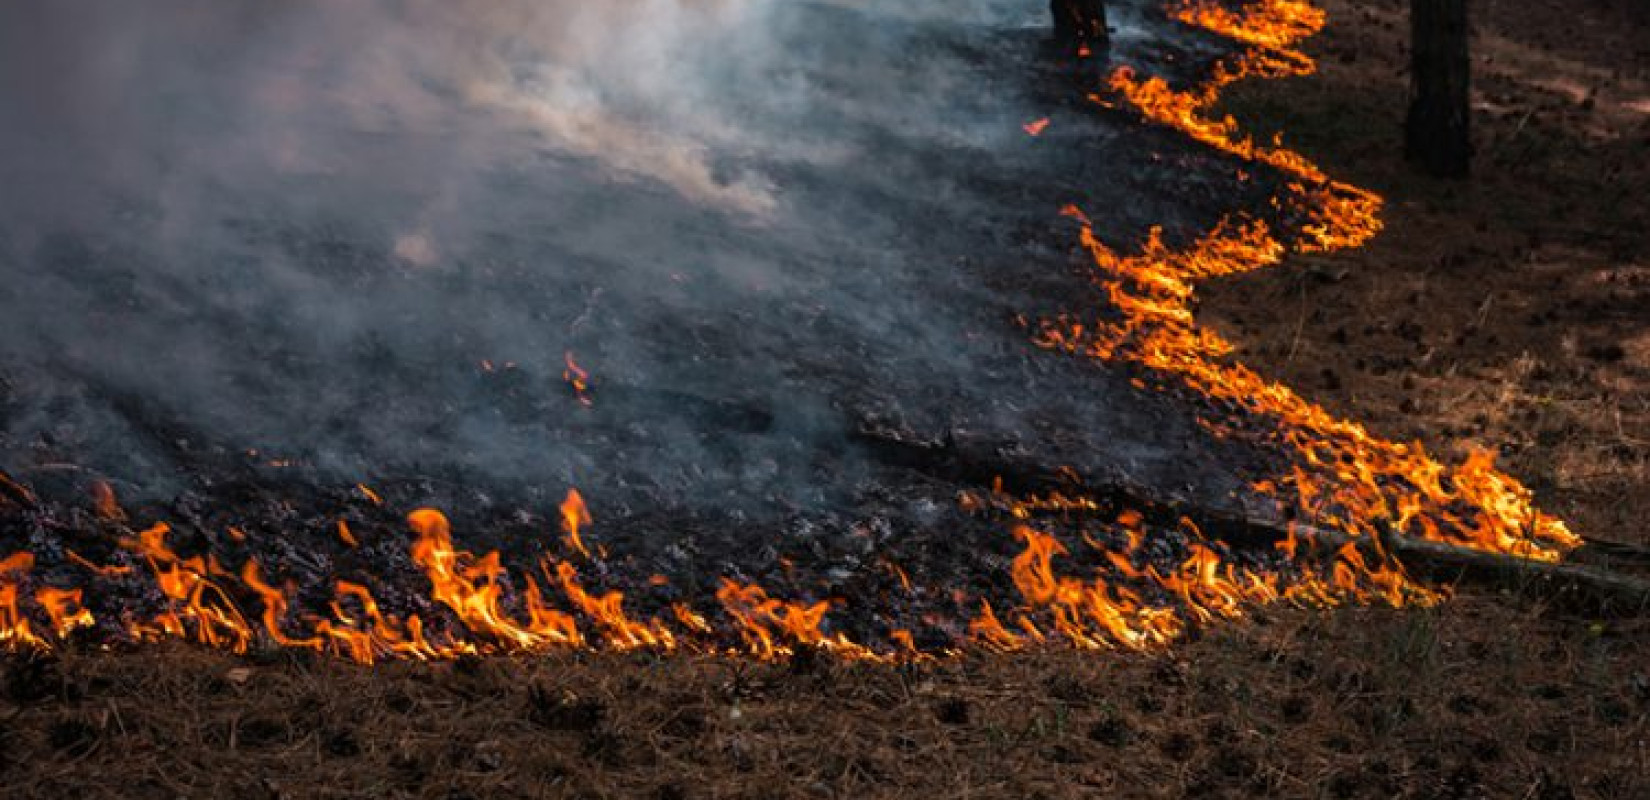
[2,1,1647,797]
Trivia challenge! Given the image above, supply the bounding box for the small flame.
[563,351,593,407]
[560,489,593,558]
[1023,117,1051,137]
[1,553,43,650]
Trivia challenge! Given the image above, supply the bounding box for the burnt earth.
[0,0,1327,651]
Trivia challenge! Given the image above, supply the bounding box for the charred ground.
[0,0,1350,653]
[1,0,1647,797]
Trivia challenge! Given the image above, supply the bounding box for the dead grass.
[1,1,1646,798]
[2,600,1645,799]
[1202,0,1650,545]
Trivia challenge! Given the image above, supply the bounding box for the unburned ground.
[1,600,1646,799]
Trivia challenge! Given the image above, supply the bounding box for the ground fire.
[0,0,1632,675]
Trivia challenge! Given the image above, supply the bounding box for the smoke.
[0,0,1262,514]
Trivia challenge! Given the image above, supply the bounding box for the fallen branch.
[0,469,37,510]
[852,423,1650,616]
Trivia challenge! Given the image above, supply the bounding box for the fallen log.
[0,469,37,510]
[852,423,1650,616]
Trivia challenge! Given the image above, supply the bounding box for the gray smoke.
[0,0,1262,515]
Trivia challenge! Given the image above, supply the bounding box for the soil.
[1,1,1646,797]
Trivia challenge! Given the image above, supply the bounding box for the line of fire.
[0,0,1637,674]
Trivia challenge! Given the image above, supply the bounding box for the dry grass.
[3,1,1647,797]
[1202,0,1650,544]
[2,600,1645,799]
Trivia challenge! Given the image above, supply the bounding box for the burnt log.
[0,469,37,510]
[852,424,1650,616]
[1283,523,1650,617]
[1405,0,1472,177]
[1051,0,1109,54]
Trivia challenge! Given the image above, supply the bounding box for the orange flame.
[560,489,593,558]
[408,509,583,652]
[563,351,593,407]
[1,553,43,650]
[0,0,1575,665]
[1046,8,1577,564]
[120,523,256,653]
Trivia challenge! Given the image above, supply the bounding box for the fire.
[337,520,359,547]
[1042,4,1578,566]
[962,0,1560,652]
[560,488,592,558]
[120,523,256,653]
[563,351,594,407]
[716,579,870,660]
[1169,0,1325,52]
[408,509,583,652]
[972,516,1442,653]
[1,553,43,649]
[0,500,888,662]
[0,0,1577,663]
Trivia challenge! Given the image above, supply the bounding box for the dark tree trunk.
[1051,0,1109,55]
[1406,0,1472,178]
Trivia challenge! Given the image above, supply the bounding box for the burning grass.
[0,0,1600,666]
[0,0,1646,794]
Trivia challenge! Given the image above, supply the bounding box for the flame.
[716,579,869,659]
[552,560,672,650]
[951,0,1567,650]
[560,488,593,558]
[0,0,1576,664]
[36,586,95,637]
[974,518,1441,652]
[1169,0,1325,52]
[408,509,584,652]
[120,523,256,653]
[1,553,43,649]
[1044,7,1578,564]
[563,351,594,407]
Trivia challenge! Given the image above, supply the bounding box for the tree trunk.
[1406,0,1472,178]
[1051,0,1109,55]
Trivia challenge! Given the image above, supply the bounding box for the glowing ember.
[563,351,594,407]
[1023,117,1052,136]
[92,480,126,521]
[337,520,359,548]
